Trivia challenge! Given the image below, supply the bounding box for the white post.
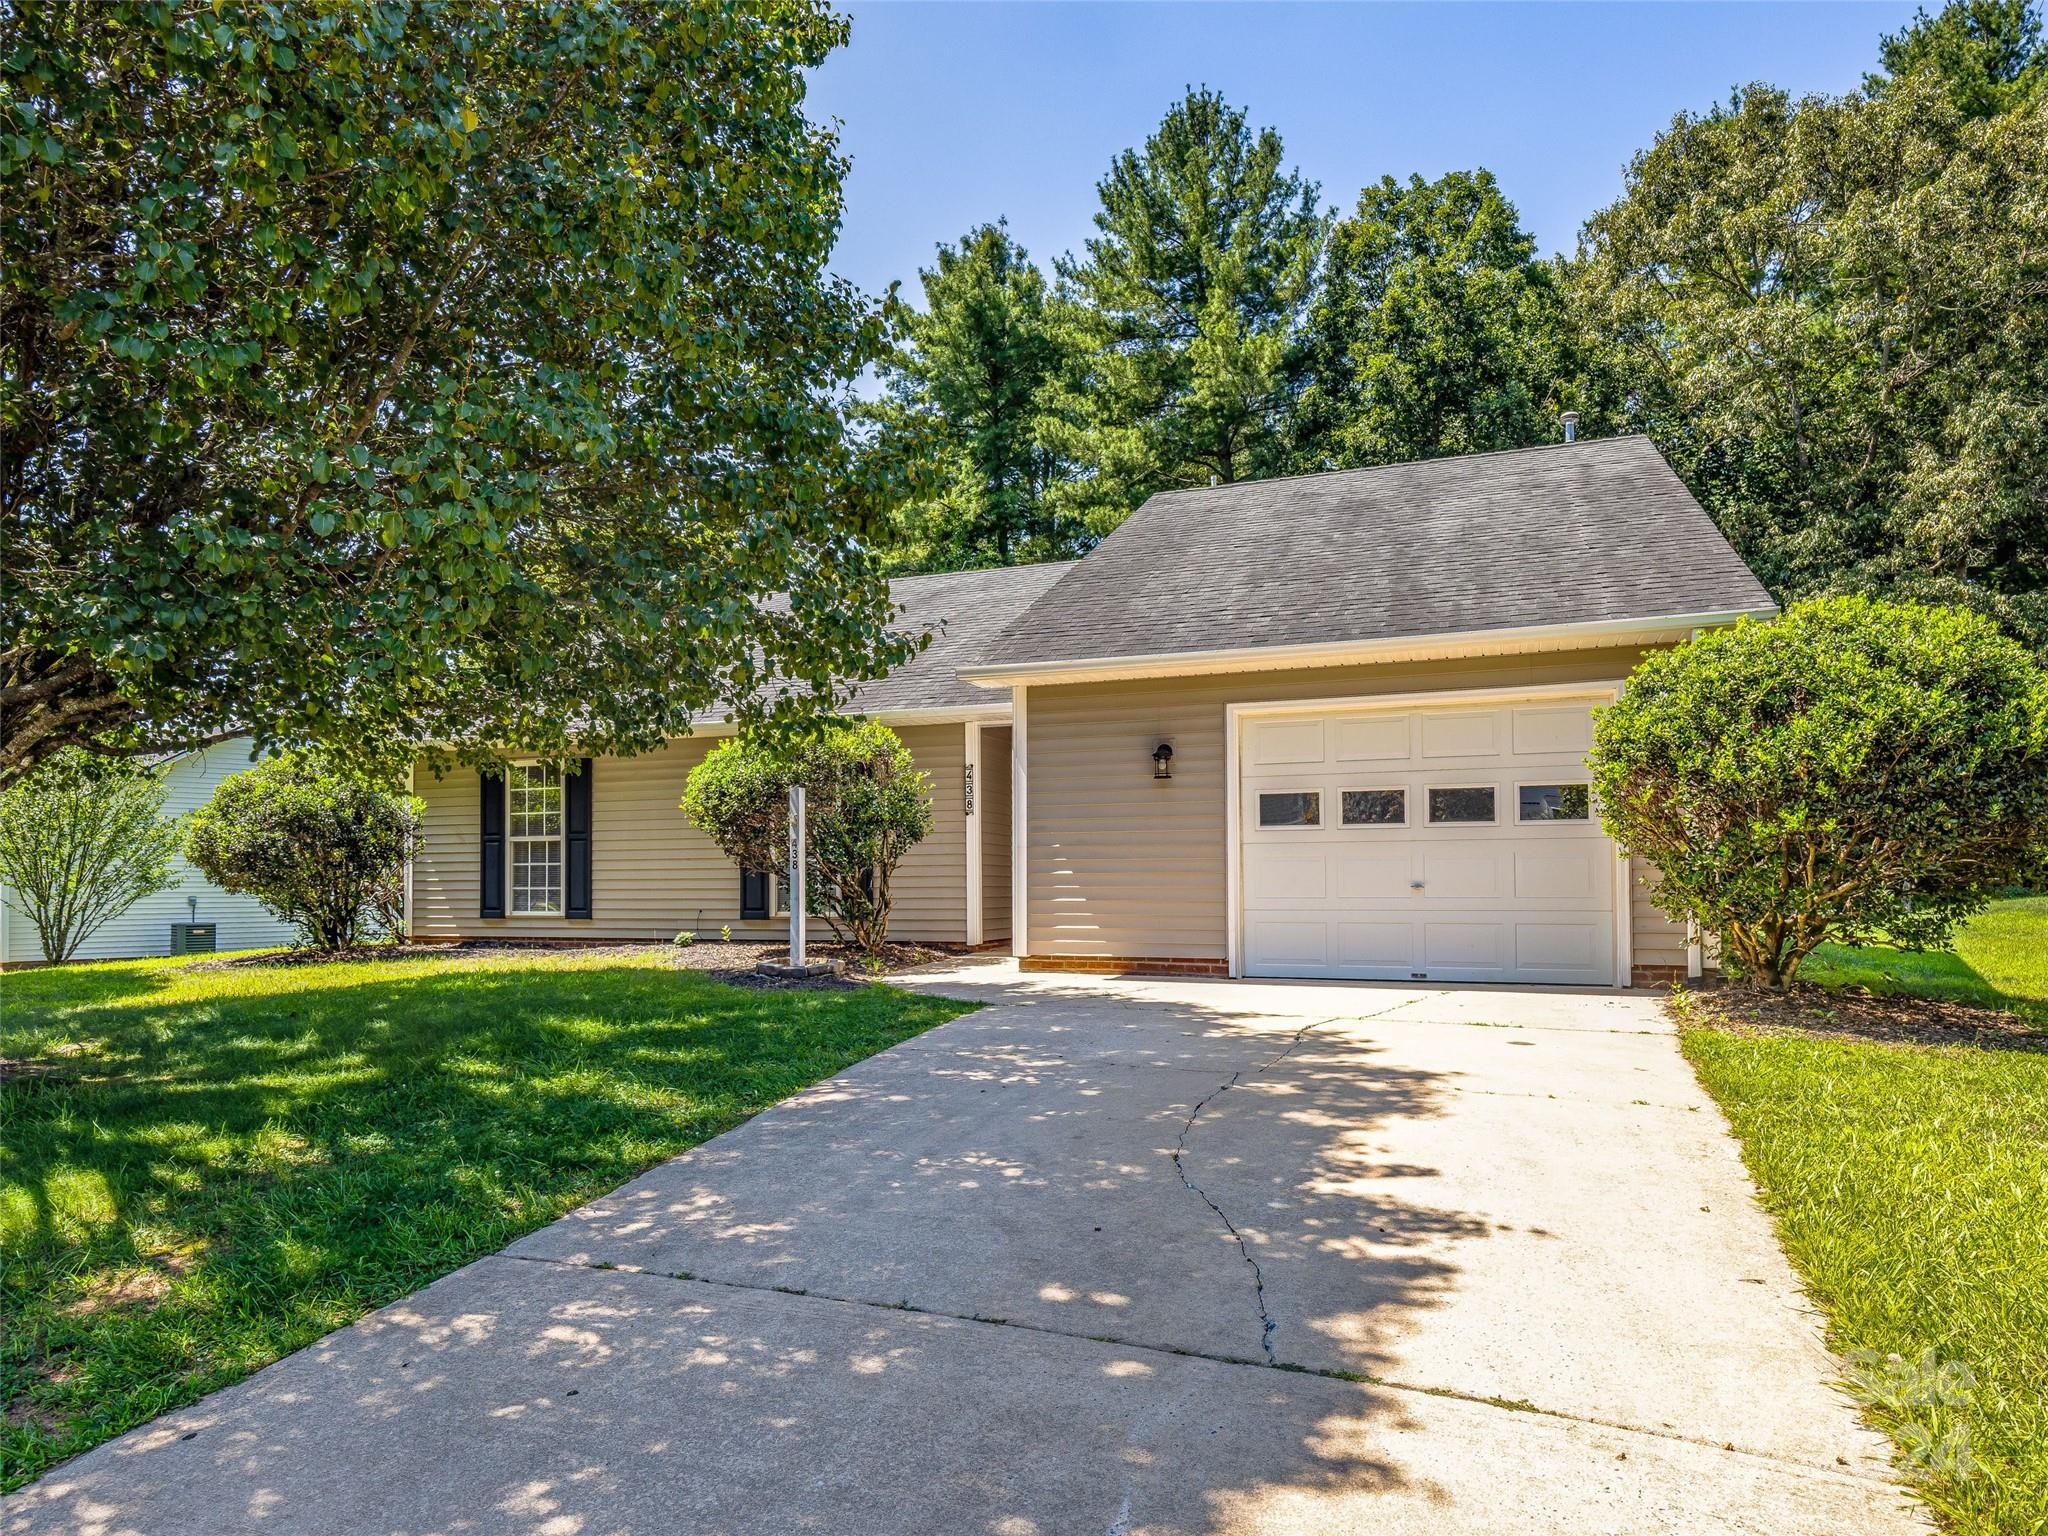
[788,784,807,968]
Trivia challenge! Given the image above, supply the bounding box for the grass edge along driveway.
[1677,899,2048,1536]
[0,948,972,1491]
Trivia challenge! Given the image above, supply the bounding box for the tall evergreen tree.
[1291,170,1574,469]
[871,223,1081,570]
[1057,89,1326,530]
[1867,0,2045,118]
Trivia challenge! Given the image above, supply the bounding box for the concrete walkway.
[5,962,1927,1535]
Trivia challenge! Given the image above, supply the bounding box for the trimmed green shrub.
[0,750,182,962]
[185,752,422,951]
[683,721,934,956]
[1591,597,2048,987]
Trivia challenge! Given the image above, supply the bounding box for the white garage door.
[1238,699,1620,985]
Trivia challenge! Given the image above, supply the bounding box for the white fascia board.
[683,703,1013,737]
[957,608,1777,690]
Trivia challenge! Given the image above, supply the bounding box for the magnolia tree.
[1591,597,2048,987]
[185,753,421,951]
[682,722,934,956]
[0,750,182,962]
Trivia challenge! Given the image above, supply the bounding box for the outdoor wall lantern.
[1152,742,1174,780]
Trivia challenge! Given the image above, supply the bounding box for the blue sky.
[808,1,1920,298]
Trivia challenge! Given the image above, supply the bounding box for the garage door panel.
[1246,850,1328,902]
[1515,921,1603,973]
[1417,849,1503,900]
[1419,712,1499,759]
[1332,716,1410,762]
[1333,921,1413,970]
[1247,719,1325,766]
[1421,921,1506,970]
[1513,848,1601,902]
[1512,706,1595,757]
[1248,919,1329,968]
[1332,849,1413,900]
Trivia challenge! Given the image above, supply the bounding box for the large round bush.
[185,752,422,951]
[1591,597,2048,987]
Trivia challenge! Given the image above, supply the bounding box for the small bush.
[185,752,422,951]
[683,720,934,955]
[673,930,695,947]
[0,751,182,962]
[1591,597,2048,987]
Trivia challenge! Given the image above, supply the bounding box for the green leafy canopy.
[3,0,913,790]
[1291,169,1576,470]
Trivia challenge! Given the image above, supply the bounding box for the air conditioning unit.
[170,923,216,956]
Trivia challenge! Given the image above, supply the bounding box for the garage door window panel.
[1426,786,1497,825]
[1258,791,1322,828]
[1518,783,1592,823]
[1341,788,1407,826]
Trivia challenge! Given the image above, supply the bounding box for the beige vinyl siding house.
[1,737,298,966]
[405,436,1770,988]
[410,722,996,948]
[964,437,1775,988]
[406,565,1067,951]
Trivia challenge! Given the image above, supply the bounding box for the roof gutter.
[956,607,1777,689]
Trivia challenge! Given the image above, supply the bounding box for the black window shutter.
[565,757,593,920]
[740,868,769,921]
[479,772,505,919]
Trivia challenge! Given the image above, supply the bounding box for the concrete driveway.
[5,962,1926,1535]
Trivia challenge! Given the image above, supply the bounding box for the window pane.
[509,763,562,838]
[1341,789,1405,825]
[1257,791,1320,827]
[1427,786,1495,824]
[1519,783,1591,822]
[511,839,562,914]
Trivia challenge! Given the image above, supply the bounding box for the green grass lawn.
[0,949,971,1491]
[1802,896,2048,1025]
[1681,899,2048,1534]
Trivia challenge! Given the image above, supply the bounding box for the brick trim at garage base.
[1020,955,1230,978]
[1631,964,1689,988]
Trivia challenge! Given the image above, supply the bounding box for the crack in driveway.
[1168,1001,1418,1364]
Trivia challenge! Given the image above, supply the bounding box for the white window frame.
[1254,788,1324,829]
[1513,779,1595,825]
[1337,786,1408,828]
[1423,783,1500,827]
[507,760,566,916]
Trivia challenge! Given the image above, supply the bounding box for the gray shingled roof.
[845,560,1078,713]
[979,437,1773,669]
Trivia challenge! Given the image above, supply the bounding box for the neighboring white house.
[0,737,299,966]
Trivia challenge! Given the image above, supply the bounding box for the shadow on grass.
[0,955,970,1489]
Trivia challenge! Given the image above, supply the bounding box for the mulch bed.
[187,937,958,991]
[189,942,471,971]
[1679,978,2048,1054]
[669,939,957,990]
